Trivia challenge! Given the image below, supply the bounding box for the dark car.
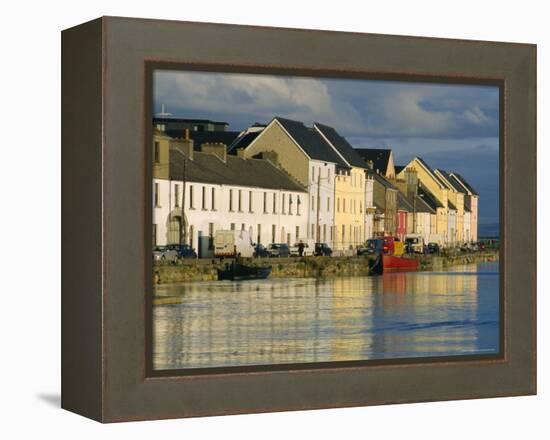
[427,242,440,254]
[253,243,270,258]
[267,243,291,258]
[314,242,333,257]
[165,243,197,259]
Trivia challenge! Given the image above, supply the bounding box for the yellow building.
[333,167,366,250]
[435,169,465,244]
[398,157,449,244]
[313,123,371,251]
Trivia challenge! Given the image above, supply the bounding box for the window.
[230,223,235,231]
[327,168,331,181]
[311,195,315,212]
[327,197,330,212]
[189,225,194,248]
[229,189,234,211]
[238,189,242,211]
[297,195,301,215]
[271,225,276,243]
[282,194,286,214]
[289,195,293,215]
[323,224,327,242]
[154,141,160,163]
[343,198,346,213]
[152,224,157,245]
[337,198,340,213]
[311,223,315,239]
[273,193,277,213]
[154,183,160,207]
[189,185,194,209]
[174,184,179,207]
[202,186,206,210]
[242,223,245,231]
[211,187,216,210]
[311,166,315,183]
[208,223,214,238]
[263,192,267,213]
[295,226,300,241]
[330,226,334,241]
[249,190,253,213]
[257,224,261,244]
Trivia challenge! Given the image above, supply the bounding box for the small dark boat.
[217,262,272,281]
[369,253,384,275]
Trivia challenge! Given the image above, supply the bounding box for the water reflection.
[153,262,499,370]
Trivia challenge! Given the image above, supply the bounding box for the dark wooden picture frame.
[62,16,536,422]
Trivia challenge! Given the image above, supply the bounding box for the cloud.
[154,71,499,141]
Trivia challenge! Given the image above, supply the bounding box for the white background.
[0,0,546,437]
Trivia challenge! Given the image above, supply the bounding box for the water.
[153,262,500,370]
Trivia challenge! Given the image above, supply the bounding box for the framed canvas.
[61,16,536,422]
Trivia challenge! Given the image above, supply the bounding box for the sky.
[153,70,500,236]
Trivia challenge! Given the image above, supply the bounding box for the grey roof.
[412,194,436,214]
[395,165,405,175]
[228,131,262,152]
[418,183,444,210]
[169,151,306,192]
[436,169,468,193]
[450,172,479,196]
[167,130,241,150]
[354,148,392,174]
[275,117,347,167]
[372,172,397,190]
[313,123,367,168]
[397,192,414,212]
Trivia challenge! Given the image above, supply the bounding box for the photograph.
[150,70,501,371]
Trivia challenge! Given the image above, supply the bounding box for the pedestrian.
[298,241,305,257]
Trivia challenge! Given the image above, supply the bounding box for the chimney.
[169,131,194,160]
[259,151,278,166]
[201,142,227,162]
[236,148,246,158]
[404,167,418,197]
[366,160,374,171]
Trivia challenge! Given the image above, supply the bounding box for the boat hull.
[382,255,419,272]
[217,264,272,281]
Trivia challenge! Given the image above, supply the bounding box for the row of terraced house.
[152,116,478,253]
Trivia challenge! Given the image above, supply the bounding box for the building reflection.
[154,263,497,370]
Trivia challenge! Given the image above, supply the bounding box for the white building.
[152,132,308,250]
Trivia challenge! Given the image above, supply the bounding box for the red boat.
[382,254,419,272]
[369,236,419,275]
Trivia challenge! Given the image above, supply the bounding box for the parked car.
[427,242,441,254]
[267,243,291,258]
[153,245,179,263]
[253,243,270,258]
[314,242,333,257]
[165,243,197,259]
[289,239,315,257]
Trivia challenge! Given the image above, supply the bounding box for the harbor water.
[153,261,499,370]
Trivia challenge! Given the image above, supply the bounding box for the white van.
[405,234,425,253]
[214,230,254,258]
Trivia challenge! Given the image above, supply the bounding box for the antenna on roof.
[156,104,172,117]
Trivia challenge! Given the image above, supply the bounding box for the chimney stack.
[170,135,194,160]
[201,142,227,162]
